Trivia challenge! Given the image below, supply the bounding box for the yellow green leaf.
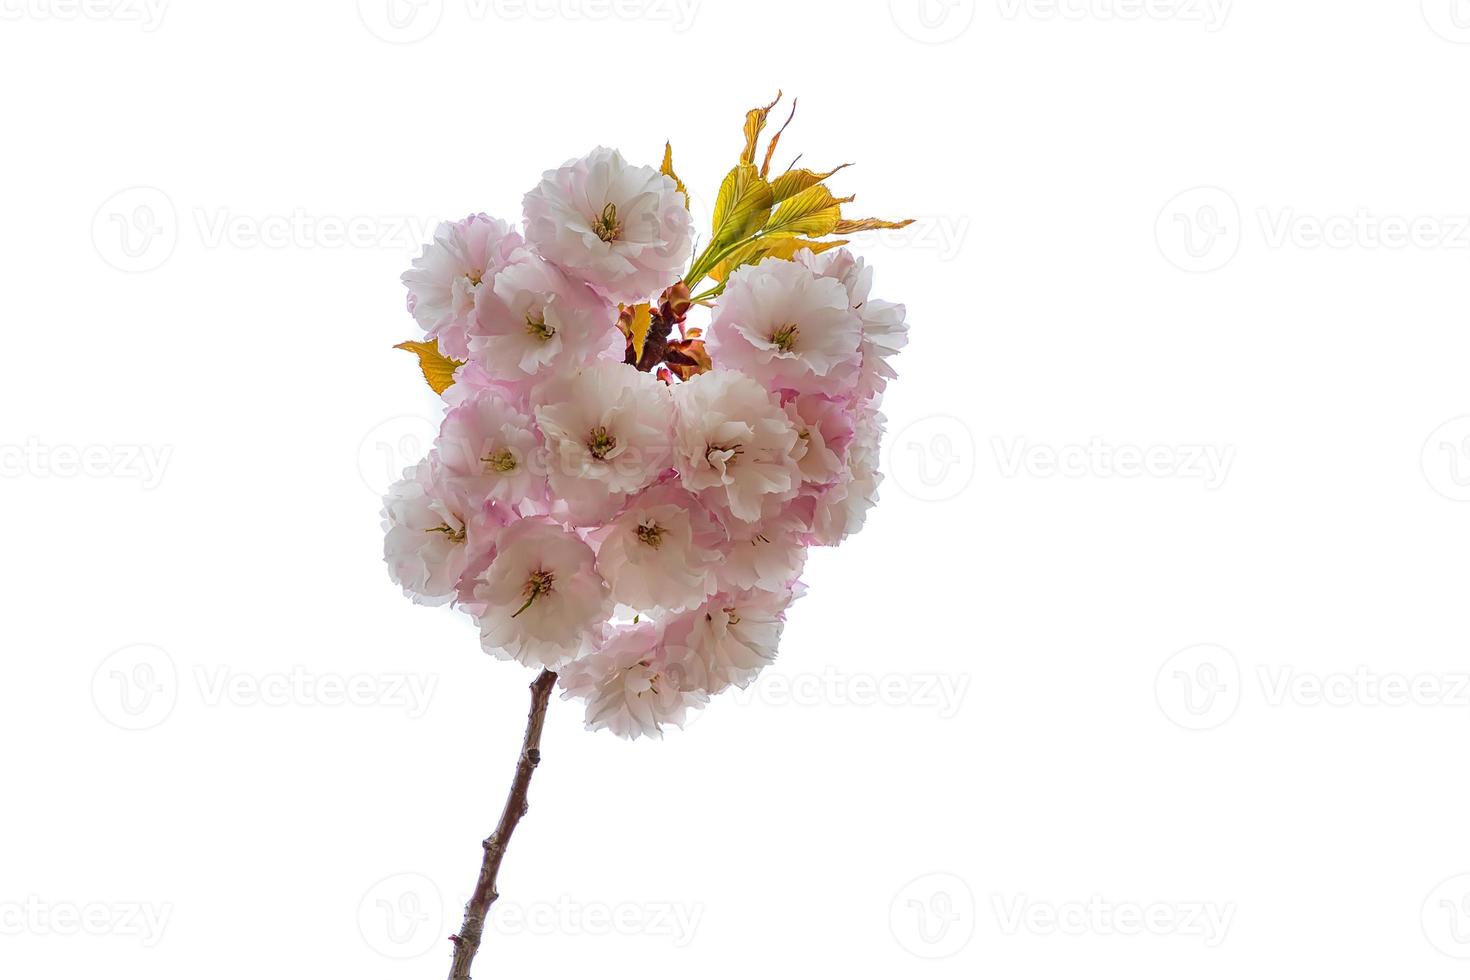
[833,217,916,234]
[711,164,774,247]
[394,340,462,395]
[770,164,850,205]
[740,92,782,167]
[710,236,849,283]
[763,184,854,238]
[759,98,799,178]
[626,303,653,364]
[660,141,688,210]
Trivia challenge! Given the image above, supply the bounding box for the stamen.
[483,449,518,473]
[771,323,800,353]
[593,202,622,243]
[429,523,466,544]
[588,426,617,460]
[511,570,555,618]
[635,523,664,548]
[526,313,555,340]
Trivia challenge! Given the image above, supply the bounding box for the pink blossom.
[522,147,693,304]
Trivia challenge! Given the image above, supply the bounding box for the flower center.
[429,523,466,544]
[466,270,484,287]
[593,202,622,242]
[771,323,800,353]
[724,606,742,626]
[483,449,518,473]
[511,569,555,618]
[705,442,742,466]
[587,426,617,460]
[635,522,664,548]
[526,311,555,340]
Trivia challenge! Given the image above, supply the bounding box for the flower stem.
[446,669,558,980]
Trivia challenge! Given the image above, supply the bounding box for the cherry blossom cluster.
[383,146,907,738]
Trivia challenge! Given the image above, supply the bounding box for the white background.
[3,0,1470,977]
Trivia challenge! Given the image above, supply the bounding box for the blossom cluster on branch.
[383,98,911,738]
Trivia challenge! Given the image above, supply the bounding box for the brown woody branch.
[446,669,557,980]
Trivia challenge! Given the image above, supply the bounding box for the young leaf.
[759,98,799,178]
[660,142,688,210]
[833,217,916,234]
[626,303,654,364]
[770,164,851,205]
[394,340,462,395]
[740,91,783,166]
[763,184,854,238]
[709,235,849,283]
[710,164,774,247]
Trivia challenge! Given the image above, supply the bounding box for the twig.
[446,669,558,979]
